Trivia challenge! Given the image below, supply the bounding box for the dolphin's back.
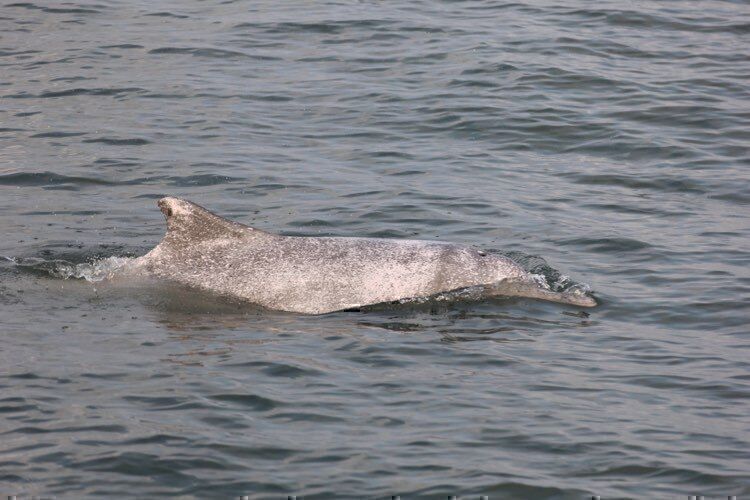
[145,232,497,314]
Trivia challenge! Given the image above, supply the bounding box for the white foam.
[8,255,138,282]
[65,256,138,281]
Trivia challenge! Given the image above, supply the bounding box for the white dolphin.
[135,197,596,314]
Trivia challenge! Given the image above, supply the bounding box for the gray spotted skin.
[135,197,596,314]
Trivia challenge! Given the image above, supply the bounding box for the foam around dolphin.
[135,197,597,314]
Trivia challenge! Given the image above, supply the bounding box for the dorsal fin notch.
[157,196,253,243]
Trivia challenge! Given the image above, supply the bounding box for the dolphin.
[134,197,596,314]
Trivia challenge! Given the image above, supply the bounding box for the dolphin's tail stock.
[495,280,597,307]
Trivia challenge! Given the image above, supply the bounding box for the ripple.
[6,2,102,15]
[73,452,239,475]
[268,412,346,423]
[82,137,150,146]
[30,131,87,138]
[148,46,281,61]
[4,87,145,99]
[144,12,189,19]
[0,171,118,187]
[566,173,707,194]
[165,174,242,187]
[556,237,652,253]
[3,424,128,435]
[209,394,279,412]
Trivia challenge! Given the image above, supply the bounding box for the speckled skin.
[135,197,596,314]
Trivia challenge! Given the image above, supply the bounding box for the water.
[1,0,749,497]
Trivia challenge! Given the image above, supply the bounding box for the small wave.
[144,12,189,19]
[0,171,116,187]
[1,87,145,99]
[82,137,150,146]
[5,2,102,14]
[5,256,137,282]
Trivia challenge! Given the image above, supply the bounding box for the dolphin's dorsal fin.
[157,196,261,244]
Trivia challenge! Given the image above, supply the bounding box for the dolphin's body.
[135,197,596,314]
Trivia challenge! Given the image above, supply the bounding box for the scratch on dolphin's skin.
[133,197,597,314]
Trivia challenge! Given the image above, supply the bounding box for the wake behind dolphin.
[134,197,596,314]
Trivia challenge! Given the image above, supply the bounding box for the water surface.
[1,0,749,498]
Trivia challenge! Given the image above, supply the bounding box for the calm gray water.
[1,0,749,498]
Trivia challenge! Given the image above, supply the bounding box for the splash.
[4,255,137,282]
[398,285,489,305]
